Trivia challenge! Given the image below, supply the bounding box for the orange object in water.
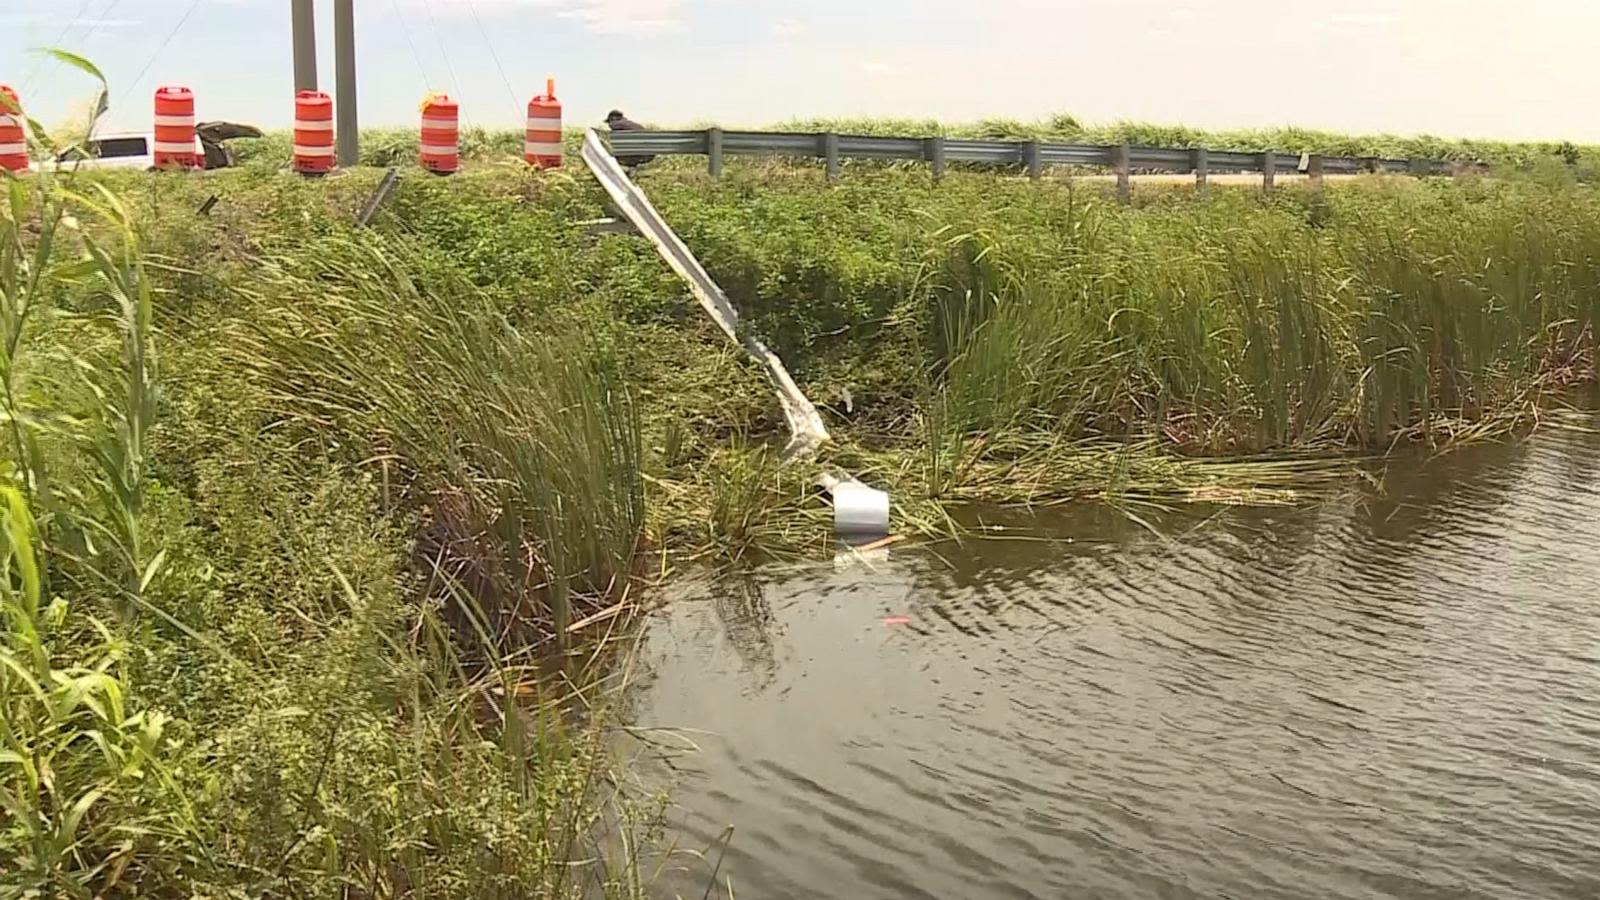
[525,78,562,169]
[419,94,459,175]
[153,86,200,170]
[292,90,335,175]
[0,86,28,174]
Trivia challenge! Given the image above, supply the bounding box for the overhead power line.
[21,0,97,92]
[115,0,206,111]
[420,0,471,125]
[79,0,125,49]
[465,0,520,110]
[391,0,433,94]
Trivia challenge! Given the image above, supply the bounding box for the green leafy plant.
[0,486,191,898]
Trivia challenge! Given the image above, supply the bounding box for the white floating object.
[832,479,890,535]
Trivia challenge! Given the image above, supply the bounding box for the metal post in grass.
[822,132,840,182]
[1193,147,1209,196]
[926,136,946,182]
[707,127,724,177]
[1025,139,1043,182]
[1262,150,1276,194]
[357,168,399,227]
[1309,154,1324,193]
[1116,142,1131,204]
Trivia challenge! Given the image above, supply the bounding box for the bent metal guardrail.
[607,129,1486,199]
[580,129,830,461]
[581,128,893,534]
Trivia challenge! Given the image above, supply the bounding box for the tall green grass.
[3,152,658,895]
[918,185,1600,454]
[0,484,199,895]
[227,235,644,646]
[76,156,1600,545]
[0,162,203,894]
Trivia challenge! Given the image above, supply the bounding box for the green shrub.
[3,161,656,897]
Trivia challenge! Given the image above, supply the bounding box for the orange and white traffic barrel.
[525,79,562,169]
[419,93,459,175]
[293,90,336,175]
[0,85,28,174]
[153,86,200,170]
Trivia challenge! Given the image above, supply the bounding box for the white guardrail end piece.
[832,479,891,536]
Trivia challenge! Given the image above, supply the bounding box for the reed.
[0,485,199,895]
[2,167,660,897]
[1,57,660,899]
[915,185,1600,456]
[0,163,200,895]
[227,235,645,647]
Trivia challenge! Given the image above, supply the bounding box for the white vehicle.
[28,122,261,172]
[32,132,159,171]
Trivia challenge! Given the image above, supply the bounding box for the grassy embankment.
[0,168,658,894]
[4,122,1599,894]
[29,156,1600,565]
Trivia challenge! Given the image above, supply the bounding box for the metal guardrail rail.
[608,129,1482,198]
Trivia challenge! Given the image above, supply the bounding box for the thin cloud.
[772,18,808,38]
[423,0,687,35]
[0,12,143,30]
[1327,11,1401,26]
[558,0,686,35]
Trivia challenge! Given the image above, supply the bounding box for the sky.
[1,0,1597,141]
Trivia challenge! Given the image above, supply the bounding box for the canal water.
[630,414,1600,899]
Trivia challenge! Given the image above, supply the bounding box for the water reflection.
[707,571,780,691]
[634,419,1600,900]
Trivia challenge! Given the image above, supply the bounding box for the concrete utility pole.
[291,0,317,92]
[334,0,359,166]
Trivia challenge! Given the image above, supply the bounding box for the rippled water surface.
[632,418,1600,899]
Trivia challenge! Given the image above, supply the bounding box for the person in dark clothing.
[605,110,644,132]
[606,110,654,166]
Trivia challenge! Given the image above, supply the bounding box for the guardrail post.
[707,127,724,177]
[1193,147,1208,196]
[357,168,399,227]
[926,136,946,182]
[1025,139,1042,182]
[1262,150,1276,194]
[1116,143,1131,204]
[821,132,840,182]
[1308,154,1324,193]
